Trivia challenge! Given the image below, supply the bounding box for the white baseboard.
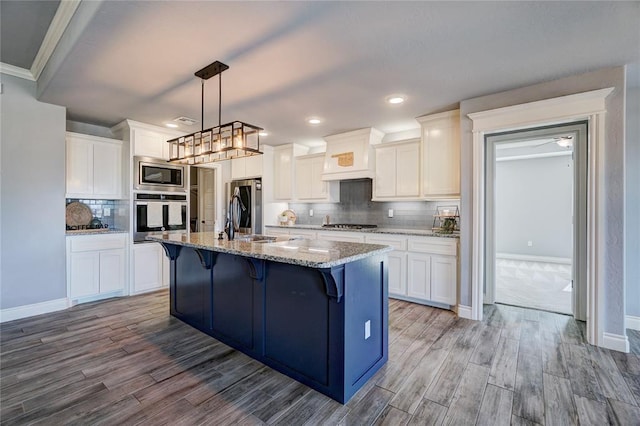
[626,315,640,331]
[0,298,69,323]
[457,304,473,319]
[602,332,630,353]
[496,253,571,265]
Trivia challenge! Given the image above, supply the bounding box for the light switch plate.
[388,209,394,218]
[365,320,371,339]
[309,209,314,217]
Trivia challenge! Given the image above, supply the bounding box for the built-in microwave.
[134,156,186,192]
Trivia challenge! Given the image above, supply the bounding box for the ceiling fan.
[535,135,573,148]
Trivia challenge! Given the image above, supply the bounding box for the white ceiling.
[3,1,639,146]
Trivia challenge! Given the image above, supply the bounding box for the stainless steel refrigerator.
[227,178,262,236]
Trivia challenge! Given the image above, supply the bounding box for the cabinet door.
[133,243,164,293]
[374,146,397,197]
[93,142,121,198]
[99,249,125,293]
[430,255,456,305]
[396,143,420,197]
[230,158,246,180]
[387,251,407,296]
[245,155,263,178]
[274,148,293,200]
[423,121,460,197]
[407,253,431,300]
[295,157,313,199]
[134,129,166,160]
[70,252,100,298]
[66,136,93,196]
[310,156,327,199]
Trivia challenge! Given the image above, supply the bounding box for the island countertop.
[146,232,392,268]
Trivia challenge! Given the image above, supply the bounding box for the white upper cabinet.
[295,154,339,202]
[66,132,123,199]
[132,128,171,160]
[231,155,263,180]
[273,144,308,201]
[416,110,460,199]
[372,140,420,200]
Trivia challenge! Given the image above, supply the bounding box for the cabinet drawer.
[289,230,317,239]
[408,237,456,256]
[364,235,407,251]
[70,234,126,252]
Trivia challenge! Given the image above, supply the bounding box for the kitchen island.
[147,232,392,404]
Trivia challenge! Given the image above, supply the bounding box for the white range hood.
[321,127,385,181]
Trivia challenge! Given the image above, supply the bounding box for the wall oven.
[134,156,186,192]
[134,193,187,242]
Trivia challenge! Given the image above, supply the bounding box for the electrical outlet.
[388,209,394,218]
[103,207,111,217]
[309,209,314,217]
[364,320,371,339]
[527,240,533,247]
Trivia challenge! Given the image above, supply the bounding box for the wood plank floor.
[1,291,639,425]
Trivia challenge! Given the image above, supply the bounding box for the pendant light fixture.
[167,60,263,164]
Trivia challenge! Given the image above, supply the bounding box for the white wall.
[496,155,573,259]
[460,66,627,336]
[1,74,67,309]
[625,63,640,320]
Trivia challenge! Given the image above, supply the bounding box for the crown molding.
[0,63,35,81]
[31,0,81,81]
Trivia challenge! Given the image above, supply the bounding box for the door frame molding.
[483,122,587,319]
[467,87,614,348]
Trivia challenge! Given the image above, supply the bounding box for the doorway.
[190,166,217,232]
[484,122,588,319]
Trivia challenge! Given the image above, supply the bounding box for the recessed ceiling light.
[385,94,406,105]
[165,123,179,128]
[259,131,268,137]
[307,117,323,125]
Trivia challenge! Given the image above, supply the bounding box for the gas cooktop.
[321,224,377,230]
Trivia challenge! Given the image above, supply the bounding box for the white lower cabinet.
[67,234,127,302]
[365,234,407,296]
[367,233,457,307]
[132,242,168,294]
[407,252,432,300]
[317,231,365,243]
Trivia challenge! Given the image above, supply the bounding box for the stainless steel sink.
[234,235,278,243]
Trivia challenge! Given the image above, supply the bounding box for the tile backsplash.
[65,199,128,230]
[289,179,459,229]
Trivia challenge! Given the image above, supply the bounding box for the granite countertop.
[65,229,128,236]
[146,232,393,268]
[265,224,460,239]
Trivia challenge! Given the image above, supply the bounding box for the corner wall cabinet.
[66,132,123,199]
[67,234,127,302]
[416,110,460,199]
[294,154,339,202]
[372,140,420,200]
[132,242,169,294]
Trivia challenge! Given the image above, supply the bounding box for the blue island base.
[160,243,389,404]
